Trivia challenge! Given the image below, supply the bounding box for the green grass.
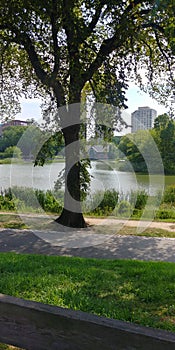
[0,214,28,230]
[121,226,175,238]
[0,158,24,164]
[91,222,175,238]
[0,253,175,333]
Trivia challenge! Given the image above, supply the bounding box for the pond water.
[0,161,175,195]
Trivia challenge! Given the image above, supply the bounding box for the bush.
[116,200,132,217]
[163,185,175,204]
[38,190,62,213]
[84,189,119,215]
[3,187,63,213]
[156,209,173,220]
[0,196,15,210]
[91,189,119,215]
[99,189,119,210]
[3,146,22,159]
[12,186,40,208]
[130,190,148,210]
[131,208,142,218]
[0,188,15,210]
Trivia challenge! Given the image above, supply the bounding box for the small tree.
[4,146,22,159]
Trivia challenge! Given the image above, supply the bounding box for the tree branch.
[84,0,106,39]
[142,23,165,34]
[154,30,174,81]
[89,79,98,100]
[81,0,154,84]
[50,0,60,81]
[81,32,124,84]
[0,24,65,106]
[19,33,66,105]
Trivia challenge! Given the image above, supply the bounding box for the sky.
[17,83,170,134]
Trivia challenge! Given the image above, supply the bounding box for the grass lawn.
[0,253,175,335]
[92,223,175,238]
[0,214,28,230]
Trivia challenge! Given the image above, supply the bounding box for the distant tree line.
[117,114,175,174]
[0,125,64,160]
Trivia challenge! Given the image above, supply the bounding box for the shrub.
[131,208,142,218]
[0,196,15,210]
[163,185,175,204]
[12,186,39,208]
[40,190,62,213]
[116,200,132,217]
[156,209,173,220]
[91,189,119,215]
[4,187,63,213]
[99,189,119,211]
[84,189,119,215]
[3,146,22,159]
[130,190,148,210]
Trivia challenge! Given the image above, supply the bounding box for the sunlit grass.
[0,253,175,333]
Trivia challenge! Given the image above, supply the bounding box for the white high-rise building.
[131,107,157,133]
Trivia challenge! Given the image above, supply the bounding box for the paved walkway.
[0,223,175,262]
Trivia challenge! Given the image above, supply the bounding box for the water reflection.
[0,161,174,195]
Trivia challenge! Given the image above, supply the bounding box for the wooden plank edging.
[0,293,175,349]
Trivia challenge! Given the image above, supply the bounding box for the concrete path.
[0,227,175,262]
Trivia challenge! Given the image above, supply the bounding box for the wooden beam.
[0,293,175,349]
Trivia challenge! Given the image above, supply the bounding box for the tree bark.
[55,208,87,228]
[55,107,87,228]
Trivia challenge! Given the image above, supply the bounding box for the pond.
[0,161,175,195]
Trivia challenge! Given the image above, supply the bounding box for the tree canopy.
[0,0,174,111]
[0,0,175,227]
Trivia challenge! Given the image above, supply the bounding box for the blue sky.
[17,84,168,128]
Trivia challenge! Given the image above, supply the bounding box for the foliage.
[84,189,119,215]
[84,188,149,216]
[118,131,148,173]
[34,131,64,166]
[35,189,62,213]
[0,0,173,109]
[2,146,22,159]
[100,189,119,210]
[0,126,27,152]
[54,158,92,201]
[0,344,22,350]
[163,185,175,204]
[0,187,63,213]
[154,114,170,130]
[118,114,175,175]
[151,114,175,174]
[0,125,46,159]
[130,190,148,210]
[17,125,46,159]
[2,186,175,224]
[156,208,175,220]
[0,188,15,211]
[116,200,132,217]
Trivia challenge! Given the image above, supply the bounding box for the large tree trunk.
[55,105,87,228]
[56,208,87,228]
